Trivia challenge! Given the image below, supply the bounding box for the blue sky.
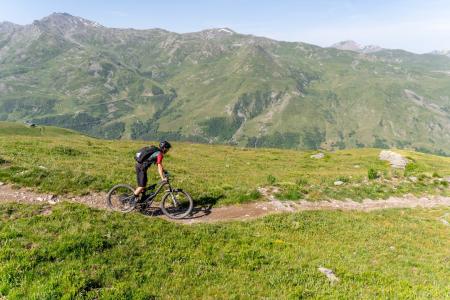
[1,0,450,53]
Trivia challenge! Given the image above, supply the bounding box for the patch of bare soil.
[1,184,449,224]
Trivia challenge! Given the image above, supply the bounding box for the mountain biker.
[133,140,171,200]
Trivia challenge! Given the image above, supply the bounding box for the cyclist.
[133,140,171,200]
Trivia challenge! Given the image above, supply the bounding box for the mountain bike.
[106,172,193,219]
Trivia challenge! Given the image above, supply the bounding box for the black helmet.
[159,140,171,151]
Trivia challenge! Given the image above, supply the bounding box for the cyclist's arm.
[157,163,165,181]
[156,152,166,181]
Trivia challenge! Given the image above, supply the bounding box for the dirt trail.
[0,184,449,224]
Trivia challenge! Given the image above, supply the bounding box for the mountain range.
[1,13,450,155]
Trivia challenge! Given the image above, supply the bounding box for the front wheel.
[160,190,193,219]
[107,184,137,213]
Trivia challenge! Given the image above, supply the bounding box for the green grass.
[1,122,450,205]
[0,202,449,298]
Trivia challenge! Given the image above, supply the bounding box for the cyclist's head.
[159,140,172,153]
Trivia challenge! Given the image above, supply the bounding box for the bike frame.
[143,179,176,205]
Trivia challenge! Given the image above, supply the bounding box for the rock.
[408,176,418,183]
[334,180,344,186]
[353,165,360,168]
[46,195,58,201]
[311,153,325,159]
[36,197,43,201]
[444,177,450,183]
[318,267,340,283]
[0,182,4,186]
[48,199,58,205]
[379,150,408,169]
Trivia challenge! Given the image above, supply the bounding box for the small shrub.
[336,176,350,183]
[276,188,302,200]
[368,168,380,180]
[267,174,277,185]
[236,189,261,203]
[404,162,419,176]
[432,172,441,178]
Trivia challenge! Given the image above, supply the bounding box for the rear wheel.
[160,190,193,219]
[107,184,136,213]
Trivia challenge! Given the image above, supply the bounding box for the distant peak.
[202,27,236,35]
[37,12,103,29]
[330,40,382,53]
[430,49,450,57]
[0,21,21,31]
[331,40,361,50]
[216,28,235,34]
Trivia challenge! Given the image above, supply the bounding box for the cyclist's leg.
[134,163,147,197]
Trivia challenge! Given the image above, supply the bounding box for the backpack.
[134,146,159,163]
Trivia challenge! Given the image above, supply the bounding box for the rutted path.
[0,184,449,224]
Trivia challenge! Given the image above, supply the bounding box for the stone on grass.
[0,181,4,186]
[310,153,325,159]
[334,180,344,186]
[48,198,58,205]
[379,150,408,169]
[408,176,418,183]
[318,267,340,283]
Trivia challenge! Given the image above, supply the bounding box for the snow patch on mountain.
[330,40,383,53]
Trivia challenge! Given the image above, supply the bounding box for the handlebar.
[158,171,171,185]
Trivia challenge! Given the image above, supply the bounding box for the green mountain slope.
[1,13,450,154]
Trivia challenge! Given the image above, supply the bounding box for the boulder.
[379,150,408,169]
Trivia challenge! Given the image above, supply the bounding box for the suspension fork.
[166,183,181,206]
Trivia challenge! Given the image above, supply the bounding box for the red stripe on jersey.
[156,152,164,164]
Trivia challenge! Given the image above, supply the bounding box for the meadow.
[0,202,449,298]
[0,122,450,206]
[1,122,450,298]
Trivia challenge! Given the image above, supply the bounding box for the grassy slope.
[0,122,449,205]
[0,202,449,298]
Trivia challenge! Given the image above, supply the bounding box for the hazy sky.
[1,0,450,53]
